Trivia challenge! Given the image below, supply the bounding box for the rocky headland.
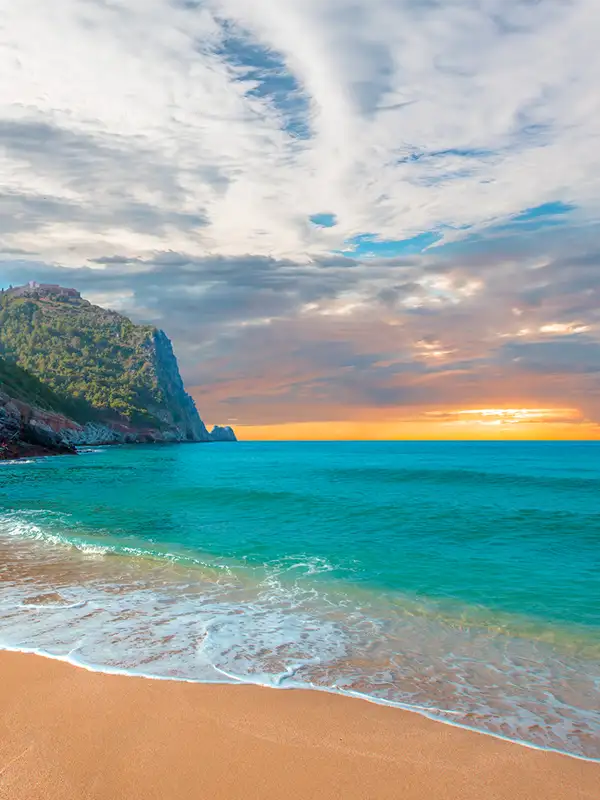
[0,283,236,459]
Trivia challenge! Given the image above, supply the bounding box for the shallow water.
[1,441,599,759]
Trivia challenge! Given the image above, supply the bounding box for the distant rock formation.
[209,425,237,442]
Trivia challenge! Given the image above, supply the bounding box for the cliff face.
[0,285,236,454]
[0,387,77,459]
[149,331,211,443]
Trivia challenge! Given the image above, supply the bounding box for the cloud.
[1,0,600,264]
[2,230,599,428]
[500,339,600,374]
[1,1,600,431]
[425,407,584,426]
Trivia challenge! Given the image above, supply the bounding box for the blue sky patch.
[512,201,575,222]
[340,231,442,257]
[310,213,337,228]
[213,22,310,140]
[491,201,576,234]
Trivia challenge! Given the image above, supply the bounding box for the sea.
[0,441,598,760]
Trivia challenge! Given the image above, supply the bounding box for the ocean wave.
[0,512,235,573]
[1,446,600,769]
[77,448,107,454]
[330,465,600,493]
[1,522,599,761]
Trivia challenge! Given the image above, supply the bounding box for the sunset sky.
[1,0,599,439]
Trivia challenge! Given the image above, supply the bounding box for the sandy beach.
[0,651,597,800]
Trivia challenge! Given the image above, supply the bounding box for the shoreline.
[0,442,77,461]
[0,438,236,462]
[1,518,598,764]
[3,644,598,765]
[0,651,597,800]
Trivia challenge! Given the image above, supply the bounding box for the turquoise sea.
[1,441,599,759]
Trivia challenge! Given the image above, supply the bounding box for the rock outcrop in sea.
[208,425,237,442]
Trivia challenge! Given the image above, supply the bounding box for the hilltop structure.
[2,282,81,300]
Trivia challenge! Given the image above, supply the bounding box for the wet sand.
[0,650,597,800]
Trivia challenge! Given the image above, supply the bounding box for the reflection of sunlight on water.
[0,517,599,761]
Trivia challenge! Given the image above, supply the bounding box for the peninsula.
[0,282,236,458]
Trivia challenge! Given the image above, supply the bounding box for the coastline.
[0,444,77,461]
[0,436,239,461]
[0,651,597,800]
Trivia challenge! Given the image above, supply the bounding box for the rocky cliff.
[0,284,235,456]
[150,330,211,443]
[0,384,77,459]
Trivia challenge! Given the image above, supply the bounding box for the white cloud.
[0,0,599,264]
[539,322,591,335]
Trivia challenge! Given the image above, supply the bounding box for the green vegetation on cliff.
[0,288,169,427]
[0,354,77,416]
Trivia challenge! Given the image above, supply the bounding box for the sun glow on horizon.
[426,407,582,426]
[234,407,600,441]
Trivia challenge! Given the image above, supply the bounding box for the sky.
[1,0,600,440]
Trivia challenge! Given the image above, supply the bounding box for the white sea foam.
[77,448,107,454]
[0,513,234,570]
